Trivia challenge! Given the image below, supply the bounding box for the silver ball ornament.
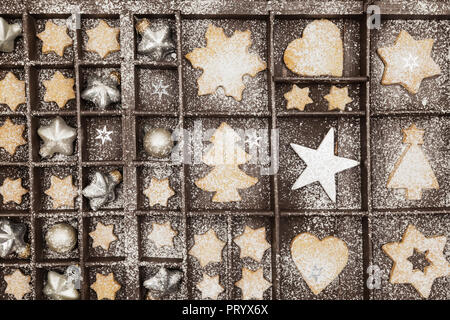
[144,128,174,158]
[45,223,77,254]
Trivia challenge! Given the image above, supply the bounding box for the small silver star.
[81,72,121,110]
[82,170,122,211]
[245,131,261,149]
[0,219,28,258]
[37,116,77,158]
[136,18,176,61]
[43,270,80,300]
[95,126,113,145]
[310,265,323,282]
[0,17,21,53]
[143,267,183,298]
[151,80,170,99]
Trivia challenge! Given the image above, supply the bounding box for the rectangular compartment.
[0,68,26,113]
[0,165,30,213]
[0,116,28,162]
[0,15,24,65]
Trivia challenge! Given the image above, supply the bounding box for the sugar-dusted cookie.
[284,19,343,77]
[0,177,28,205]
[0,72,26,111]
[86,20,120,59]
[196,274,224,300]
[37,20,72,57]
[324,85,353,111]
[377,30,441,94]
[4,269,31,300]
[185,24,266,101]
[90,272,121,300]
[89,222,117,251]
[382,225,449,299]
[148,221,177,249]
[0,117,26,155]
[143,177,175,207]
[234,226,270,262]
[44,175,78,209]
[188,228,225,267]
[284,85,313,111]
[235,267,271,300]
[43,71,75,109]
[290,232,348,295]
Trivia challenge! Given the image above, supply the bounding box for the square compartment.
[0,265,33,300]
[87,265,126,300]
[35,265,83,300]
[0,166,30,213]
[0,68,26,113]
[279,215,364,299]
[0,116,28,162]
[0,15,24,65]
[0,216,31,263]
[139,265,186,300]
[81,16,121,62]
[277,117,362,210]
[84,216,125,261]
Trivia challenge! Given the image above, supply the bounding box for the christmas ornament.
[290,232,348,295]
[151,79,170,99]
[143,177,175,207]
[89,222,117,251]
[387,124,439,200]
[86,20,120,59]
[0,17,21,52]
[324,85,353,111]
[45,223,77,254]
[0,177,28,205]
[0,72,26,111]
[144,128,174,158]
[284,85,313,111]
[290,128,359,202]
[37,116,77,158]
[81,71,121,109]
[135,18,176,61]
[195,122,258,202]
[377,30,441,94]
[4,269,31,300]
[196,274,224,300]
[43,71,75,109]
[189,229,225,267]
[82,170,122,211]
[43,269,80,300]
[90,272,121,300]
[185,24,266,101]
[382,225,449,298]
[234,226,270,263]
[0,219,30,258]
[95,125,112,145]
[0,117,26,155]
[44,175,78,209]
[235,267,271,300]
[148,221,177,248]
[37,20,72,57]
[143,267,183,298]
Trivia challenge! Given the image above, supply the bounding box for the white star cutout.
[151,79,170,99]
[290,128,359,202]
[196,274,224,300]
[95,126,113,145]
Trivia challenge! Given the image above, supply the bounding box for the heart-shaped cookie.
[290,232,348,295]
[283,19,343,77]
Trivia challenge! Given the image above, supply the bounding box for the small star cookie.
[324,86,353,111]
[86,20,120,59]
[234,226,270,262]
[148,221,178,249]
[196,274,224,300]
[4,269,31,300]
[284,85,313,111]
[0,72,26,111]
[143,177,175,207]
[37,20,73,57]
[43,71,75,109]
[377,30,441,94]
[90,272,121,300]
[189,229,226,267]
[235,267,271,300]
[185,24,266,101]
[89,222,118,251]
[44,175,78,209]
[0,177,28,205]
[0,117,26,155]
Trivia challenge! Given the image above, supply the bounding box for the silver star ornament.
[82,170,122,211]
[0,219,29,258]
[43,270,80,300]
[81,71,121,110]
[0,17,21,53]
[143,267,183,298]
[37,116,77,158]
[136,18,176,61]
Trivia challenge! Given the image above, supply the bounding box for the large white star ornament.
[290,128,359,202]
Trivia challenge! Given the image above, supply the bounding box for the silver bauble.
[144,128,174,158]
[45,223,77,254]
[43,269,80,300]
[0,17,21,53]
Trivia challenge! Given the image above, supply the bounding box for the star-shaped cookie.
[189,229,226,267]
[148,221,178,249]
[89,222,117,251]
[37,20,72,57]
[43,71,75,109]
[324,86,353,111]
[377,30,441,94]
[143,177,175,207]
[235,267,271,300]
[0,118,26,156]
[0,72,26,111]
[86,20,120,59]
[90,272,121,300]
[44,175,78,209]
[4,269,31,300]
[196,274,224,300]
[0,177,28,205]
[382,224,450,298]
[185,24,266,101]
[234,226,270,262]
[284,85,313,111]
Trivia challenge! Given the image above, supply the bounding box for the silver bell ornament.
[144,128,174,158]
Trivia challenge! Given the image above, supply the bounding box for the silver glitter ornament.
[143,267,183,298]
[81,71,121,110]
[144,128,174,158]
[45,223,77,254]
[82,170,122,211]
[0,17,21,53]
[43,269,80,300]
[0,219,29,258]
[136,18,176,61]
[37,116,77,158]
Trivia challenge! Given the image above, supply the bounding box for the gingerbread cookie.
[0,117,26,156]
[86,20,120,59]
[188,228,225,267]
[148,221,178,249]
[196,274,224,300]
[90,272,121,300]
[0,72,26,111]
[185,24,266,101]
[284,85,313,111]
[4,269,31,300]
[235,267,271,300]
[234,226,270,263]
[377,30,441,94]
[37,20,72,57]
[284,19,343,77]
[44,175,78,209]
[143,177,175,207]
[43,71,75,109]
[89,222,117,251]
[324,86,353,111]
[0,177,28,205]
